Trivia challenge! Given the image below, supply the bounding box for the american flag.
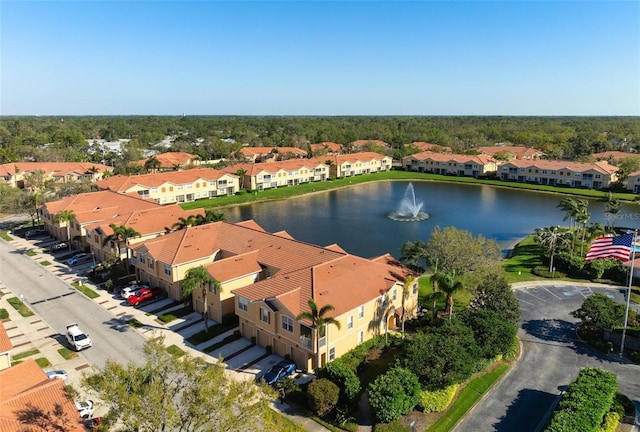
[585,233,634,262]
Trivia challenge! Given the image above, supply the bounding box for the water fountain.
[388,182,430,222]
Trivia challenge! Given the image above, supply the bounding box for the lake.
[224,181,640,259]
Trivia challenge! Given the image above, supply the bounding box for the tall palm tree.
[235,168,247,190]
[435,272,464,320]
[577,210,591,256]
[144,156,161,173]
[557,197,578,231]
[54,209,75,251]
[400,275,415,339]
[172,215,198,230]
[181,265,220,332]
[103,223,141,276]
[430,272,444,324]
[195,209,225,225]
[297,298,341,369]
[534,226,571,272]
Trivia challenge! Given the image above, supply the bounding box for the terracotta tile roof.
[475,146,545,159]
[350,140,390,148]
[331,152,392,164]
[408,152,495,165]
[137,152,198,168]
[0,162,111,177]
[272,230,294,239]
[239,147,308,157]
[310,142,343,153]
[42,190,159,219]
[221,159,329,176]
[591,151,638,161]
[0,360,83,432]
[503,159,619,174]
[95,168,237,192]
[409,142,452,153]
[0,324,11,353]
[205,250,262,282]
[85,205,204,237]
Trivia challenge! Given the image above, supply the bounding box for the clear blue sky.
[2,1,639,116]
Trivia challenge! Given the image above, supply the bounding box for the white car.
[66,323,92,351]
[46,369,68,381]
[120,284,148,299]
[75,400,94,419]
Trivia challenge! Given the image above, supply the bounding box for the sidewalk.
[2,230,331,432]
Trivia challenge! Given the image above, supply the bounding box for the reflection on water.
[223,181,640,259]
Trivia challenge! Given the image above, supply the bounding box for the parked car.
[45,369,68,381]
[127,287,163,307]
[75,399,94,419]
[66,253,91,266]
[25,229,46,239]
[258,360,297,386]
[66,323,92,351]
[50,241,69,252]
[120,284,148,299]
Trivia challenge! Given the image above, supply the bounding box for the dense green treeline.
[1,116,639,164]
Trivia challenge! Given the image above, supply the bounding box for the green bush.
[555,253,585,277]
[158,314,177,323]
[316,361,361,405]
[0,309,8,320]
[307,378,340,416]
[337,336,387,372]
[533,266,566,279]
[599,411,620,432]
[368,367,421,423]
[503,336,520,361]
[418,384,459,413]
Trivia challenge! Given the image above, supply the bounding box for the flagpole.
[620,229,637,356]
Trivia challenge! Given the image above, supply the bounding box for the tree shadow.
[103,315,166,332]
[521,319,576,343]
[492,388,561,432]
[15,402,78,432]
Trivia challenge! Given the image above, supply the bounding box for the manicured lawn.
[127,318,144,328]
[39,260,52,266]
[24,250,37,256]
[58,347,78,360]
[0,230,12,241]
[418,275,474,317]
[502,235,545,283]
[6,297,34,317]
[71,282,100,299]
[35,357,50,368]
[13,348,40,360]
[166,344,186,358]
[428,364,510,432]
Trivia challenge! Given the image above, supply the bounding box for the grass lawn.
[6,297,34,317]
[35,357,51,368]
[13,348,40,360]
[0,230,12,241]
[58,347,78,360]
[417,275,474,317]
[39,260,52,266]
[127,318,144,328]
[166,344,186,358]
[71,281,100,299]
[261,405,307,432]
[24,250,37,256]
[502,235,545,283]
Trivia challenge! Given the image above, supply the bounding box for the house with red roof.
[309,142,343,155]
[475,145,545,160]
[408,142,452,153]
[129,221,417,371]
[238,146,308,162]
[0,162,111,189]
[498,160,618,189]
[137,152,200,171]
[591,151,638,162]
[0,325,12,371]
[221,160,330,191]
[402,152,497,177]
[325,152,393,178]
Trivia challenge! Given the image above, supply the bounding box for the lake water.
[224,181,640,259]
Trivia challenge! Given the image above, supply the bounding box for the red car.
[127,287,163,306]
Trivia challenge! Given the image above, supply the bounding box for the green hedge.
[418,384,459,413]
[544,368,617,432]
[599,411,620,432]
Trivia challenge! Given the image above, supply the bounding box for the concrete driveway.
[455,281,640,432]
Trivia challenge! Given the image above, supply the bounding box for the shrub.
[338,336,387,372]
[554,253,585,277]
[0,309,8,320]
[418,384,459,413]
[307,378,340,416]
[158,314,177,323]
[503,336,520,361]
[599,411,620,432]
[316,361,361,405]
[533,266,566,279]
[368,367,421,423]
[457,309,517,360]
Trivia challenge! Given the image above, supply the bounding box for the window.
[359,331,364,343]
[148,258,154,269]
[238,296,248,312]
[161,187,166,193]
[261,308,270,324]
[412,281,418,295]
[282,315,294,333]
[164,264,171,276]
[177,185,183,190]
[392,289,397,301]
[186,184,193,189]
[150,188,157,194]
[209,282,217,294]
[329,347,335,361]
[381,293,387,308]
[358,305,364,319]
[347,316,353,330]
[139,253,146,264]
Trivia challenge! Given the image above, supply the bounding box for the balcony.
[318,336,326,349]
[299,336,312,349]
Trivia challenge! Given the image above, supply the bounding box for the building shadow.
[492,387,560,432]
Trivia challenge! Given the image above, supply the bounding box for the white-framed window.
[381,293,387,308]
[347,316,353,330]
[358,305,364,319]
[392,289,397,301]
[329,347,335,361]
[148,257,154,269]
[282,315,294,333]
[177,185,183,190]
[160,197,167,204]
[359,331,364,343]
[139,253,146,264]
[186,184,193,189]
[150,188,158,194]
[412,281,418,295]
[164,264,171,276]
[209,282,217,294]
[209,180,216,186]
[238,296,248,312]
[261,308,270,324]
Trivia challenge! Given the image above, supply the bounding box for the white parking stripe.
[542,286,562,300]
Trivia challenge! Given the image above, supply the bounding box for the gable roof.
[239,147,308,157]
[0,324,11,354]
[330,152,392,165]
[310,142,343,153]
[42,190,159,221]
[350,140,390,149]
[407,152,495,165]
[475,146,545,159]
[95,168,237,192]
[591,151,638,161]
[502,159,619,174]
[137,152,198,168]
[0,162,111,177]
[408,142,452,153]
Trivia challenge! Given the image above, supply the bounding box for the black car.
[25,229,46,239]
[50,241,69,252]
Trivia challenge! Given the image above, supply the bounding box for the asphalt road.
[0,236,147,369]
[455,283,640,432]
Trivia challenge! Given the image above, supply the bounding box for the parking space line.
[515,297,534,305]
[542,286,562,300]
[521,290,547,302]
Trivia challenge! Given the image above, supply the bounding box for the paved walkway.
[1,229,330,432]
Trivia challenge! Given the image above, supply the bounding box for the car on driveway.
[120,284,148,299]
[75,400,94,419]
[258,360,297,386]
[25,228,47,239]
[66,253,91,266]
[45,369,68,381]
[127,287,163,307]
[50,241,69,252]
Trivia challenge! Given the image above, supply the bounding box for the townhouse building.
[626,171,640,193]
[475,146,545,160]
[239,147,308,162]
[95,168,239,204]
[309,142,343,155]
[402,152,497,177]
[498,160,618,190]
[129,222,417,371]
[136,152,200,171]
[0,162,111,189]
[408,142,452,153]
[222,159,330,191]
[591,151,638,162]
[328,152,393,178]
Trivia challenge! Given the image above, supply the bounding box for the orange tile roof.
[205,250,263,282]
[42,190,159,222]
[331,152,392,164]
[0,360,83,432]
[239,147,308,157]
[475,146,544,159]
[221,159,329,176]
[408,152,495,165]
[591,151,638,161]
[409,142,452,153]
[137,152,198,168]
[350,140,390,148]
[503,159,619,174]
[0,324,11,354]
[96,168,237,192]
[0,162,111,177]
[310,142,343,153]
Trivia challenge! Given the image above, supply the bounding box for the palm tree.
[296,298,341,369]
[235,168,247,190]
[434,272,464,320]
[103,224,141,276]
[400,275,415,339]
[576,210,591,256]
[534,226,571,272]
[144,156,161,173]
[172,215,198,230]
[181,265,220,332]
[557,197,578,231]
[430,272,444,324]
[195,209,225,225]
[400,240,427,273]
[54,209,75,251]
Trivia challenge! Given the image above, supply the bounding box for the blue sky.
[2,1,639,116]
